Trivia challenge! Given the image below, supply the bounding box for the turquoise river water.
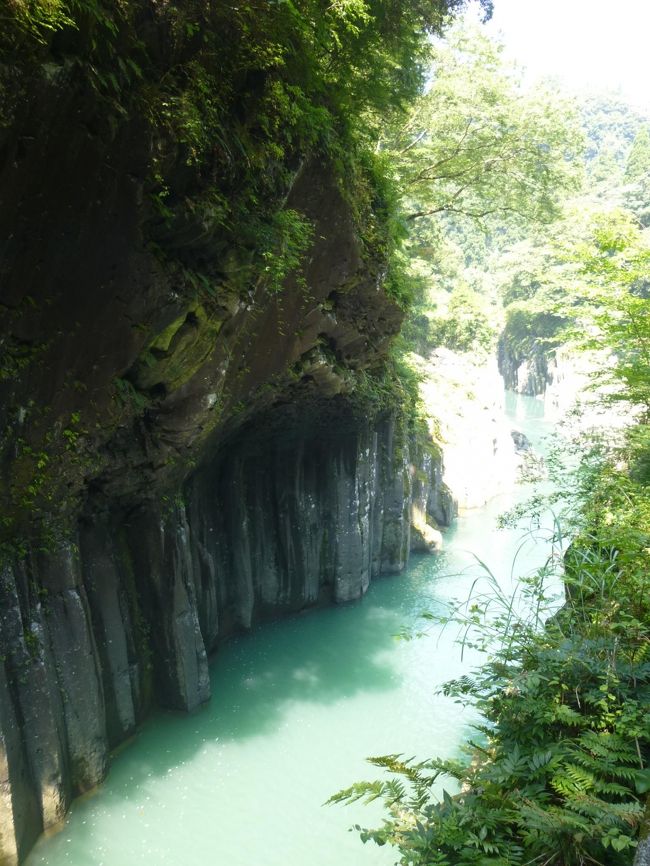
[27,392,557,866]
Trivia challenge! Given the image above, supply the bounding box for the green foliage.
[113,377,149,410]
[581,94,646,167]
[389,22,583,367]
[426,285,496,353]
[257,209,314,295]
[501,304,565,358]
[1,0,491,296]
[483,95,648,391]
[403,283,497,357]
[624,126,650,227]
[562,209,650,413]
[3,0,498,550]
[494,201,650,391]
[0,334,43,381]
[335,177,650,866]
[385,23,583,228]
[625,126,650,183]
[579,94,648,202]
[352,337,425,422]
[383,250,421,310]
[333,515,650,864]
[342,148,417,309]
[1,0,74,43]
[334,82,650,860]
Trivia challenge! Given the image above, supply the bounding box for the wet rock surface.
[0,27,446,865]
[0,403,452,864]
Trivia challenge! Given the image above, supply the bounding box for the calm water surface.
[27,393,557,866]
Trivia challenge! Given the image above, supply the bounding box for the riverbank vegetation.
[333,464,650,863]
[331,11,650,866]
[3,2,649,862]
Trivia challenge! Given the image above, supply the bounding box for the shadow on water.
[27,554,471,865]
[27,390,554,865]
[95,560,446,760]
[169,590,411,734]
[124,556,456,759]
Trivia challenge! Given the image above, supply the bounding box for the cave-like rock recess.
[0,7,456,863]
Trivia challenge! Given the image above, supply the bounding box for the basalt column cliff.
[0,3,456,863]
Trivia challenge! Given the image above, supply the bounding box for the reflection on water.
[505,390,557,454]
[27,392,557,866]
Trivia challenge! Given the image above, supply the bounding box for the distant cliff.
[497,304,569,397]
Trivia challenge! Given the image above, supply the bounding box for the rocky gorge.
[4,2,612,863]
[0,400,456,866]
[0,4,464,861]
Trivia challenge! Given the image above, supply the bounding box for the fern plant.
[331,520,650,865]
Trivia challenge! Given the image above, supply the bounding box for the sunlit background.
[483,0,650,114]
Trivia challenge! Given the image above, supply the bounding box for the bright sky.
[481,0,650,115]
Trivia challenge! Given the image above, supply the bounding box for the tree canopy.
[383,25,583,226]
[334,20,650,866]
[624,126,650,226]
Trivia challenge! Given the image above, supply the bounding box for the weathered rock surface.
[0,12,455,863]
[0,402,452,864]
[0,122,455,860]
[497,337,553,396]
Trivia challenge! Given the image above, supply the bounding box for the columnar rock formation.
[0,402,454,865]
[497,336,554,396]
[0,18,457,861]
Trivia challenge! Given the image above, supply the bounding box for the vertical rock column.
[40,546,108,792]
[378,417,412,573]
[127,505,210,711]
[0,546,109,865]
[0,662,38,866]
[331,429,376,602]
[409,438,456,552]
[79,523,151,746]
[0,406,455,866]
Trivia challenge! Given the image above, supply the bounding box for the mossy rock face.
[128,305,225,394]
[0,0,412,547]
[0,94,402,544]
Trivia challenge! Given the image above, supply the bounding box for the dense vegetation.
[2,0,502,554]
[383,23,582,357]
[394,50,650,370]
[334,345,650,865]
[0,0,468,333]
[0,0,494,302]
[330,15,650,866]
[3,2,650,862]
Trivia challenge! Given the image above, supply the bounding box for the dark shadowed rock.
[0,14,448,864]
[511,429,531,452]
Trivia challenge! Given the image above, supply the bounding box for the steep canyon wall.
[0,9,458,862]
[0,407,454,865]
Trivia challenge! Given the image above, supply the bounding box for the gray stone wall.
[0,410,453,865]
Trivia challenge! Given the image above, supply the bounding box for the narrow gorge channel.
[25,391,555,866]
[4,3,650,863]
